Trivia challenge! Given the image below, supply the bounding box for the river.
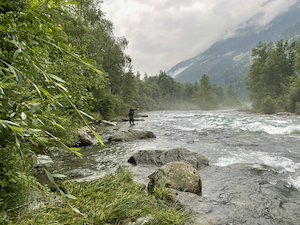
[49,109,300,224]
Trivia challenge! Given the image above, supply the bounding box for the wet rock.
[114,117,145,122]
[148,161,202,195]
[128,148,209,169]
[108,129,156,142]
[78,130,95,146]
[135,114,148,117]
[127,214,153,225]
[277,112,293,116]
[172,164,300,225]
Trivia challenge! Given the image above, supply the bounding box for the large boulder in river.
[148,161,202,195]
[128,148,209,169]
[78,130,95,146]
[109,129,156,142]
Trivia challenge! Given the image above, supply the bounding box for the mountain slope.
[169,1,300,91]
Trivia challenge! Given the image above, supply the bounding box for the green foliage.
[196,74,218,108]
[14,169,190,225]
[247,39,298,112]
[262,96,277,114]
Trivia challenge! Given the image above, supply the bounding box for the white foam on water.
[214,148,300,173]
[287,176,300,190]
[231,119,300,135]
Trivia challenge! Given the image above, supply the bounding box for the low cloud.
[101,0,297,76]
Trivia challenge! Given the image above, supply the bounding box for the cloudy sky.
[101,0,297,77]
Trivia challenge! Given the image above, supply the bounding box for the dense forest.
[247,39,300,114]
[1,0,300,223]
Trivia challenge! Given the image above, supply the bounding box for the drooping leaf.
[13,48,22,59]
[51,121,65,130]
[45,170,55,184]
[52,173,66,178]
[32,155,37,168]
[10,126,23,132]
[40,0,50,12]
[81,58,94,64]
[65,194,77,199]
[48,74,66,83]
[93,131,104,146]
[91,67,103,75]
[25,70,40,77]
[56,83,68,92]
[79,110,95,120]
[72,207,84,215]
[69,147,81,151]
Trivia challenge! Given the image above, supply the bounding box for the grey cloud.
[102,0,298,76]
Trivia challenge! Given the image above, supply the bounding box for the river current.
[48,109,300,224]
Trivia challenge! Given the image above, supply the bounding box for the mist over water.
[50,109,300,190]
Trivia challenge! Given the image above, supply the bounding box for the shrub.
[262,96,277,114]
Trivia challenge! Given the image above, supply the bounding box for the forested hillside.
[247,39,300,114]
[169,0,300,101]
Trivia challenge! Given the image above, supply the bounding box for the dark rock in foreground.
[128,148,209,169]
[109,129,156,142]
[148,161,202,195]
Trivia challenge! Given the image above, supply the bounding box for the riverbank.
[7,168,191,225]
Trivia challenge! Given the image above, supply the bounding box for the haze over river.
[49,109,300,224]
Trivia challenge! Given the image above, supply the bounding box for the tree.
[0,0,104,214]
[197,74,218,108]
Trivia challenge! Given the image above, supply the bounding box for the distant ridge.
[168,1,300,93]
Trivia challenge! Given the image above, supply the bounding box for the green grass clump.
[12,168,190,225]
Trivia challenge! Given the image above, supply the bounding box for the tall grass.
[12,167,190,224]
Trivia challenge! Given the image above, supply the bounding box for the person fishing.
[128,106,139,126]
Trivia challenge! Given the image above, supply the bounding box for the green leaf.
[48,74,66,83]
[31,18,40,31]
[32,155,37,168]
[56,83,68,92]
[69,147,81,151]
[25,70,40,77]
[10,126,23,132]
[38,87,53,100]
[1,120,20,126]
[93,131,104,146]
[28,104,42,113]
[45,170,55,184]
[32,118,38,126]
[52,174,66,178]
[59,189,65,196]
[91,67,103,75]
[13,48,22,59]
[81,58,95,64]
[67,1,79,5]
[69,92,82,98]
[16,71,24,87]
[40,0,50,12]
[72,207,84,215]
[51,121,65,130]
[79,110,95,120]
[65,194,77,199]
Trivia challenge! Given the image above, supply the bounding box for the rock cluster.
[128,148,209,169]
[148,161,202,195]
[109,129,156,142]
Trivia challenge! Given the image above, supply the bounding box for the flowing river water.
[48,109,300,224]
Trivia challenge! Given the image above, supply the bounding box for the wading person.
[128,106,139,126]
